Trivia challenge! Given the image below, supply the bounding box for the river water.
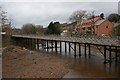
[36,42,120,78]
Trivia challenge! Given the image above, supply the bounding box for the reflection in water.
[36,42,120,78]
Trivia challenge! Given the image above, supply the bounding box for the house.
[75,16,113,36]
[60,29,68,36]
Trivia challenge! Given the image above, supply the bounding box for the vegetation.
[2,26,12,47]
[108,13,120,23]
[0,6,13,47]
[45,22,62,35]
[100,13,104,19]
[36,25,46,35]
[69,10,87,22]
[112,24,120,36]
[20,23,36,34]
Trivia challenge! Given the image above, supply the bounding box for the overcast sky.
[0,0,119,28]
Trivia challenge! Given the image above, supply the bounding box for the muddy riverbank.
[2,45,73,78]
[2,45,120,78]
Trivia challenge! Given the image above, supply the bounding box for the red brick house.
[75,16,113,35]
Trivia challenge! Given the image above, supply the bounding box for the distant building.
[75,16,113,36]
[60,29,68,36]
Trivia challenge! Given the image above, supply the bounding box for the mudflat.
[2,45,72,78]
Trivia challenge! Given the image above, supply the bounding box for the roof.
[95,19,105,25]
[81,17,102,25]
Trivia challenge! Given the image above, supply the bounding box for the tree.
[45,22,62,35]
[20,23,36,34]
[0,6,13,47]
[108,13,120,23]
[53,22,62,34]
[69,10,87,22]
[36,25,45,35]
[100,13,104,19]
[112,24,120,36]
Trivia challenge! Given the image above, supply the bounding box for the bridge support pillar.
[27,38,29,49]
[69,42,71,53]
[29,38,32,50]
[41,40,44,50]
[46,40,49,52]
[33,39,36,50]
[74,42,76,57]
[51,40,53,52]
[60,41,62,53]
[65,42,67,53]
[104,46,107,64]
[109,46,112,63]
[79,43,81,57]
[55,41,57,53]
[115,46,118,63]
[36,39,39,51]
[84,44,87,57]
[88,44,91,58]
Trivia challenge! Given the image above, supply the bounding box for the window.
[87,27,91,30]
[106,26,108,28]
[82,27,85,30]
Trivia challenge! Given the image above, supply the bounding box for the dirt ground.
[2,45,72,78]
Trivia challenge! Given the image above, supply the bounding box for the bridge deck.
[12,35,120,47]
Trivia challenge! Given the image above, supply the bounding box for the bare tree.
[69,10,87,23]
[69,10,95,36]
[0,6,7,28]
[0,6,12,35]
